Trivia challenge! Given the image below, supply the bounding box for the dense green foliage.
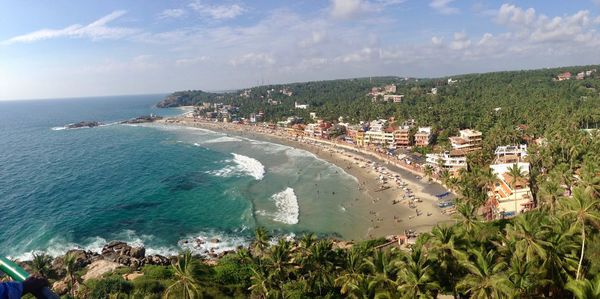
[159,65,600,142]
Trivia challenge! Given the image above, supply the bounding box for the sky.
[2,0,600,100]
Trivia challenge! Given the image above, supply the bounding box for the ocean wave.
[270,188,300,225]
[9,229,252,261]
[179,230,251,256]
[208,153,265,180]
[202,136,243,144]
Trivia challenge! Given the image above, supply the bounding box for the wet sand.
[158,117,455,238]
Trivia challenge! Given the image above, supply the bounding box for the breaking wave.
[208,153,265,180]
[270,188,300,225]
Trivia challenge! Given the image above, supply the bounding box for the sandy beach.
[158,117,455,239]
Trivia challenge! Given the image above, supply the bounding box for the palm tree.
[456,247,511,299]
[538,179,564,213]
[559,187,600,280]
[266,239,293,284]
[507,163,526,216]
[253,227,270,255]
[504,212,551,263]
[506,252,546,298]
[579,159,600,199]
[31,252,53,277]
[566,274,600,299]
[540,216,579,296]
[396,248,439,299]
[164,250,200,299]
[364,249,399,296]
[455,200,480,236]
[63,252,79,298]
[423,165,434,182]
[424,225,465,297]
[334,248,368,297]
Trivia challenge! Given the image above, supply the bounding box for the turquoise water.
[0,95,368,259]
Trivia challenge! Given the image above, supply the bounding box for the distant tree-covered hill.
[158,65,600,140]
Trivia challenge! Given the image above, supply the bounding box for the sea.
[0,95,371,259]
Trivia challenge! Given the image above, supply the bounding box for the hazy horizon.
[2,0,600,100]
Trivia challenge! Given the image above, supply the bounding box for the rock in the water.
[210,238,220,243]
[66,121,101,129]
[82,260,123,281]
[143,255,170,266]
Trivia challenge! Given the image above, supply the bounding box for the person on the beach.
[0,276,49,299]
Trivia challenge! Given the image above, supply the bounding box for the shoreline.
[158,117,455,239]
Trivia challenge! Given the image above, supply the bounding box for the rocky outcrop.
[82,260,122,281]
[121,115,163,124]
[52,280,69,296]
[51,249,98,277]
[66,121,102,129]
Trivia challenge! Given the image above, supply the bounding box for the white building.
[384,94,404,103]
[487,162,533,218]
[294,101,309,109]
[494,145,528,164]
[426,151,468,174]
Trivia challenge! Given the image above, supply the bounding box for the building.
[384,94,404,103]
[576,72,585,80]
[486,162,533,218]
[431,88,438,95]
[364,130,395,146]
[494,144,528,164]
[384,84,397,93]
[294,102,309,109]
[414,127,432,147]
[556,72,572,81]
[394,126,411,147]
[426,150,468,174]
[369,119,388,132]
[449,129,482,153]
[355,131,366,146]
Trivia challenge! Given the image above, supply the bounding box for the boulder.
[123,272,144,281]
[82,260,123,281]
[52,280,69,296]
[143,255,170,266]
[130,246,146,259]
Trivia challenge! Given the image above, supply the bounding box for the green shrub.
[86,276,133,299]
[132,277,166,295]
[212,255,252,285]
[141,264,174,280]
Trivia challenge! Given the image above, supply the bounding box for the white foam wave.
[9,229,254,261]
[179,231,251,256]
[270,188,299,225]
[208,153,265,180]
[202,136,242,144]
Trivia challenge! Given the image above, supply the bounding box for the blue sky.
[2,0,600,100]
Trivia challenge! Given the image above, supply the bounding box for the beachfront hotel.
[426,128,482,174]
[394,126,411,147]
[485,162,533,219]
[483,144,533,219]
[449,129,483,153]
[414,127,432,147]
[426,150,468,174]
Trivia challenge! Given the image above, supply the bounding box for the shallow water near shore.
[0,95,373,259]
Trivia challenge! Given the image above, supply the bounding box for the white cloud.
[496,4,536,27]
[449,31,471,50]
[431,36,443,46]
[329,0,405,19]
[230,53,275,67]
[335,47,380,63]
[189,1,244,20]
[3,11,136,45]
[175,56,209,66]
[430,0,460,15]
[299,31,328,47]
[158,9,186,19]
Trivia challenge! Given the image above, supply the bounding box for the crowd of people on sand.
[162,117,453,240]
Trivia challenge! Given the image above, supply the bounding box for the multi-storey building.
[426,150,468,174]
[394,126,411,147]
[486,162,533,219]
[449,129,482,153]
[414,127,432,147]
